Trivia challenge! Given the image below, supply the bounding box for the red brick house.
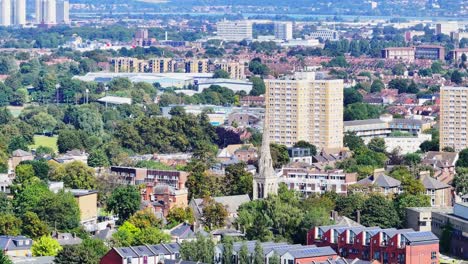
[308,225,439,264]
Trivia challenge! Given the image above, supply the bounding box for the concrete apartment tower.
[265,72,344,149]
[440,86,468,152]
[56,0,69,24]
[36,0,56,24]
[274,21,293,40]
[0,0,12,26]
[14,0,26,25]
[253,120,278,200]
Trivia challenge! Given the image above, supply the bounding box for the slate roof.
[357,174,401,188]
[192,194,250,215]
[286,246,336,258]
[402,231,439,243]
[113,243,181,258]
[344,119,385,127]
[170,223,195,239]
[12,149,33,157]
[0,236,33,251]
[422,151,458,168]
[153,184,177,195]
[421,176,450,190]
[94,228,116,240]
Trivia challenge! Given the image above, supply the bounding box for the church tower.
[253,120,278,200]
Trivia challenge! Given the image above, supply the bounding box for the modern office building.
[265,72,344,149]
[415,45,445,61]
[56,0,69,24]
[439,86,468,152]
[216,19,253,41]
[36,0,56,25]
[274,21,293,40]
[381,47,416,62]
[0,0,11,26]
[308,30,339,41]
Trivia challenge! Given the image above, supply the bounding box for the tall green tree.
[107,186,141,224]
[224,163,253,197]
[270,143,289,169]
[0,213,22,235]
[250,76,266,96]
[361,194,400,228]
[180,234,215,264]
[222,236,234,264]
[238,243,249,264]
[201,196,228,230]
[49,161,96,189]
[21,212,49,239]
[368,137,386,153]
[253,241,264,264]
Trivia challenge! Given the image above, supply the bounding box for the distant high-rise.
[56,0,69,24]
[36,0,56,25]
[274,22,293,40]
[0,0,12,26]
[440,86,468,152]
[265,72,344,149]
[13,0,26,25]
[216,19,252,41]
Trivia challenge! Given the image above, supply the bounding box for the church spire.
[253,119,278,199]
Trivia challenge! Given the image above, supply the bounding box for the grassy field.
[7,105,24,118]
[29,135,58,152]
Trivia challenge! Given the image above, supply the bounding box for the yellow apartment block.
[149,58,177,73]
[440,86,468,152]
[111,57,147,73]
[71,190,98,224]
[217,61,246,79]
[184,59,208,73]
[265,72,344,149]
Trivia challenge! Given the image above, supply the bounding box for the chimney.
[356,210,361,224]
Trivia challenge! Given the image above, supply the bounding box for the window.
[431,251,437,259]
[374,251,380,260]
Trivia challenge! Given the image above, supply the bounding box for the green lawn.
[29,135,58,152]
[7,106,24,118]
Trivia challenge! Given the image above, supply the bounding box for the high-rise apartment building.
[0,0,11,26]
[0,0,26,26]
[216,61,246,79]
[56,0,69,24]
[439,86,468,152]
[216,19,252,41]
[184,59,208,73]
[36,0,56,25]
[274,22,293,40]
[12,0,25,25]
[148,58,176,73]
[265,72,344,149]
